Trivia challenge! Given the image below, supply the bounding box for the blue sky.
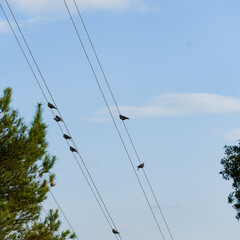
[1,0,240,239]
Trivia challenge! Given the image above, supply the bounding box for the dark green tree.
[0,88,76,239]
[220,141,240,220]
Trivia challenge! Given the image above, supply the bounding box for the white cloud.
[88,93,240,121]
[8,0,151,14]
[0,0,159,34]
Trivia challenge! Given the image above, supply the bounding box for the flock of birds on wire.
[49,102,144,235]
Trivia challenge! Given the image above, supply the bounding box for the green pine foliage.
[0,88,76,239]
[220,142,240,220]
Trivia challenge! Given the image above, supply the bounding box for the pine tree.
[0,88,76,239]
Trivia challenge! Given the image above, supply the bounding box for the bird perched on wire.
[137,163,144,170]
[63,134,72,140]
[70,146,77,153]
[48,102,57,109]
[112,229,120,235]
[54,116,62,122]
[119,114,129,121]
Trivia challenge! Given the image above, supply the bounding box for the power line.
[72,4,174,239]
[71,1,174,240]
[1,1,121,239]
[0,6,80,240]
[62,1,166,239]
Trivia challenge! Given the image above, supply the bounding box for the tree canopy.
[0,87,76,239]
[220,142,240,220]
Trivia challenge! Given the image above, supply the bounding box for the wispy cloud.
[1,0,159,34]
[8,0,155,14]
[85,93,240,122]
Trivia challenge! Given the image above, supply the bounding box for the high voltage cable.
[71,2,175,239]
[1,1,121,239]
[0,4,80,240]
[1,2,121,239]
[62,1,166,239]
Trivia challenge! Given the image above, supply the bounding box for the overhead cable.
[1,1,121,239]
[0,4,80,239]
[71,2,175,240]
[62,0,166,239]
[71,4,174,239]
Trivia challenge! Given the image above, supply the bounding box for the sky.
[1,0,240,239]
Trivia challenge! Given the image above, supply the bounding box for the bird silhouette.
[63,134,72,140]
[54,116,62,122]
[70,146,77,153]
[48,102,57,109]
[119,114,129,121]
[137,163,144,170]
[112,229,120,235]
